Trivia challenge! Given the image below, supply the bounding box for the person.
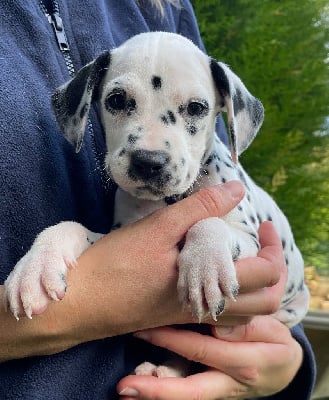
[0,1,315,399]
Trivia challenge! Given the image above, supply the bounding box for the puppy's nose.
[129,150,170,181]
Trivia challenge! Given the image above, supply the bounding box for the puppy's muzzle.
[128,150,171,185]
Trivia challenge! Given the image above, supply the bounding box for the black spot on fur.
[165,141,171,150]
[186,124,197,136]
[224,161,233,169]
[285,256,289,266]
[181,158,186,166]
[267,215,273,222]
[287,283,295,294]
[257,213,262,224]
[161,115,169,125]
[249,232,258,240]
[152,76,162,90]
[222,177,227,183]
[87,236,95,245]
[128,134,138,145]
[282,239,286,249]
[161,111,176,125]
[233,243,241,260]
[216,164,220,173]
[127,98,136,116]
[250,215,256,224]
[232,88,245,116]
[238,169,249,188]
[205,153,216,166]
[178,104,185,115]
[118,149,126,157]
[168,111,176,124]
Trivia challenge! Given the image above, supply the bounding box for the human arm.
[0,181,283,362]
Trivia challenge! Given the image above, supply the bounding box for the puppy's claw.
[212,299,226,321]
[25,308,33,320]
[229,284,239,300]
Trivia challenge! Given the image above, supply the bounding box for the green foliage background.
[192,0,329,272]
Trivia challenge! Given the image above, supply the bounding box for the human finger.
[213,315,290,344]
[118,369,248,400]
[143,181,245,245]
[217,222,287,317]
[131,327,257,371]
[234,221,284,293]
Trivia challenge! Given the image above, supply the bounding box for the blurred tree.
[192,0,329,272]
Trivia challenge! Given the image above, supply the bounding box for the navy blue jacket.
[0,1,315,398]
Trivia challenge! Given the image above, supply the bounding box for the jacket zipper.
[39,0,110,190]
[39,0,75,77]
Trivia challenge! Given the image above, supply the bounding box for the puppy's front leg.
[177,217,258,321]
[3,222,102,320]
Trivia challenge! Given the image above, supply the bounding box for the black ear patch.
[209,58,264,161]
[210,59,230,101]
[52,51,111,152]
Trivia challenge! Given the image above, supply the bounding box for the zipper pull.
[48,12,70,52]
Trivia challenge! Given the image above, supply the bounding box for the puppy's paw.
[3,251,71,319]
[134,362,158,376]
[177,217,239,321]
[134,362,186,378]
[3,222,99,319]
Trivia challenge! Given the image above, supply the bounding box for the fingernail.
[215,326,234,337]
[119,387,139,397]
[221,181,245,201]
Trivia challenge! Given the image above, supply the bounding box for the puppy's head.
[53,32,263,200]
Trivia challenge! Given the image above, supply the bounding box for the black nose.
[129,150,170,182]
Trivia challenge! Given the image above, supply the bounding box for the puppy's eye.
[105,89,127,111]
[187,101,208,117]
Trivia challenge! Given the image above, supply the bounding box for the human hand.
[0,181,245,361]
[70,187,286,335]
[117,316,303,399]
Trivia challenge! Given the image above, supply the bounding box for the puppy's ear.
[52,51,111,152]
[210,59,264,163]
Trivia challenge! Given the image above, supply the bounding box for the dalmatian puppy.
[3,32,309,374]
